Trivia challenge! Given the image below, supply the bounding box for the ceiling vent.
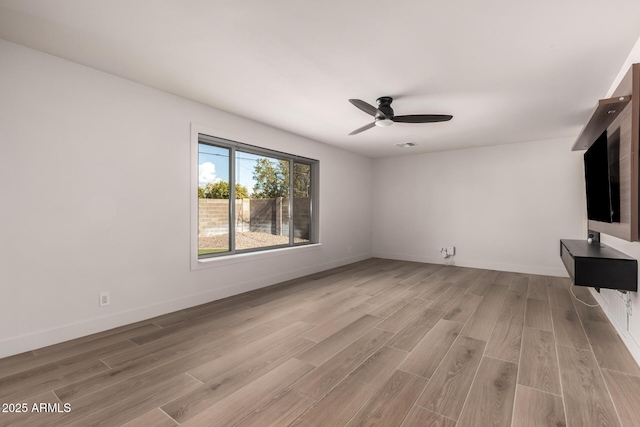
[395,142,417,148]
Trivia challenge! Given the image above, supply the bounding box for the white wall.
[592,35,640,363]
[0,40,373,358]
[372,137,586,276]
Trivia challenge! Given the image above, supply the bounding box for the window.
[197,133,318,259]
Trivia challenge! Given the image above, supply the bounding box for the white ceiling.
[1,0,639,158]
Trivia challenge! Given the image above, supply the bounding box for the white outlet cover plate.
[99,292,110,307]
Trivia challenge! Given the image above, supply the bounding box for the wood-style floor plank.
[399,266,440,286]
[54,339,215,403]
[460,313,496,342]
[524,298,552,331]
[457,356,518,427]
[429,284,466,311]
[401,407,456,427]
[551,307,590,350]
[301,308,373,343]
[582,320,640,376]
[0,336,134,381]
[392,262,424,278]
[293,328,393,400]
[527,275,548,301]
[571,286,611,323]
[103,308,309,371]
[414,280,451,301]
[499,285,528,318]
[303,280,361,304]
[547,277,573,309]
[242,280,317,308]
[303,294,375,324]
[440,267,478,285]
[69,373,203,427]
[186,321,313,382]
[355,274,402,296]
[494,271,517,286]
[485,313,524,363]
[162,336,314,423]
[417,336,486,420]
[557,345,621,427]
[346,370,427,427]
[602,369,640,427]
[442,293,482,324]
[509,276,529,292]
[466,271,497,296]
[400,319,463,379]
[297,314,381,366]
[180,358,314,427]
[290,346,407,427]
[126,309,241,350]
[365,284,413,306]
[0,341,132,401]
[518,327,561,395]
[55,319,311,403]
[377,300,429,333]
[0,351,37,378]
[573,300,610,324]
[512,385,566,427]
[233,389,316,427]
[121,409,178,427]
[369,295,412,319]
[131,307,245,346]
[34,323,161,357]
[387,307,444,352]
[460,284,508,341]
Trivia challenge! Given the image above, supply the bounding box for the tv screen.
[584,130,618,223]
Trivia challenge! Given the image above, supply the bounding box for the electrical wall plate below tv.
[560,239,637,292]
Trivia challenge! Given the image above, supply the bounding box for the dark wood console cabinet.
[560,239,637,292]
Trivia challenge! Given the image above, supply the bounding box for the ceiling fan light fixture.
[375,118,393,127]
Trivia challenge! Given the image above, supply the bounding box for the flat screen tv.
[584,130,619,223]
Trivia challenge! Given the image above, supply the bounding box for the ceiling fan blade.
[348,122,376,135]
[392,114,453,123]
[349,99,386,118]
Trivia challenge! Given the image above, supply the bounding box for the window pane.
[236,151,290,250]
[293,162,312,243]
[198,144,230,256]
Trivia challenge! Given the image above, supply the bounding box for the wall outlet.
[99,292,110,307]
[440,246,456,258]
[348,246,352,254]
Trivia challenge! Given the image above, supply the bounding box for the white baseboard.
[589,288,640,368]
[372,251,569,278]
[0,253,371,359]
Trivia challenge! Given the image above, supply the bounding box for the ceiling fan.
[348,97,452,135]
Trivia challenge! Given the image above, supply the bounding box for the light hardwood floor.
[1,258,639,426]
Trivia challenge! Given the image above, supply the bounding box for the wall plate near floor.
[440,246,456,258]
[99,292,110,307]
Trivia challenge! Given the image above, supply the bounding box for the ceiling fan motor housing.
[376,96,394,118]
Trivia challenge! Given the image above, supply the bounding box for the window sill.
[191,243,322,271]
